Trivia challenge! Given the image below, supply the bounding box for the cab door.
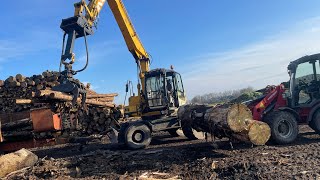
[174,73,186,107]
[292,60,320,106]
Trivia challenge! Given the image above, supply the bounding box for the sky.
[1,1,320,104]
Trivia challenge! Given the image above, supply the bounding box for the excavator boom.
[108,0,150,94]
[107,0,150,62]
[56,0,188,149]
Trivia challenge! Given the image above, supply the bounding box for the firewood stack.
[178,104,271,145]
[0,71,121,139]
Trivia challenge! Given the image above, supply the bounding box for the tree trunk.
[178,104,271,145]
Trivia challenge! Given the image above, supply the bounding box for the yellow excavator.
[56,0,197,149]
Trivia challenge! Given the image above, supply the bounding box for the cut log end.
[248,120,271,145]
[227,104,253,132]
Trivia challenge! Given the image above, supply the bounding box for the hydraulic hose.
[76,28,89,73]
[59,33,67,73]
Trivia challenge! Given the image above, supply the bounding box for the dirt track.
[5,125,320,180]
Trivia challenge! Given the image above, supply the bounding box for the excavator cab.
[118,69,188,149]
[144,69,186,116]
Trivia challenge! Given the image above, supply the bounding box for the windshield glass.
[146,75,164,107]
[174,73,184,93]
[295,60,320,84]
[293,60,320,105]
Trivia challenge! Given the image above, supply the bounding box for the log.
[38,90,115,108]
[15,74,25,82]
[0,121,3,142]
[15,99,33,104]
[26,79,35,86]
[0,148,38,178]
[91,97,115,102]
[7,76,16,83]
[178,104,271,145]
[9,81,20,88]
[86,93,118,98]
[1,118,31,131]
[246,119,271,145]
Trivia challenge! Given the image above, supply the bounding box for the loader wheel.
[182,126,206,140]
[309,109,320,134]
[264,111,298,144]
[124,122,151,149]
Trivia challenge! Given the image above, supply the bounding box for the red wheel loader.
[246,53,320,144]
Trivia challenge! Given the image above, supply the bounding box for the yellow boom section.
[107,0,150,74]
[86,0,106,25]
[74,0,107,27]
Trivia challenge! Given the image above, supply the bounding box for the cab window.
[175,74,184,93]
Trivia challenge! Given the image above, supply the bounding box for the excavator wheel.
[309,109,320,134]
[117,123,129,145]
[123,122,151,149]
[264,111,298,144]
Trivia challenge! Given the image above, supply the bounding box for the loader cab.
[144,69,186,116]
[288,53,320,107]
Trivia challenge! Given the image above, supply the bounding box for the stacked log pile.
[0,71,121,140]
[178,104,271,145]
[0,71,61,113]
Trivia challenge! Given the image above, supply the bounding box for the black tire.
[124,122,151,149]
[117,123,129,144]
[182,126,206,140]
[309,109,320,134]
[264,111,298,144]
[167,129,180,137]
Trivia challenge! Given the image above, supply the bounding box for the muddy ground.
[5,125,320,180]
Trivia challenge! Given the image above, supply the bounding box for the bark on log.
[86,93,118,98]
[15,74,25,82]
[1,118,31,131]
[7,76,16,83]
[178,104,271,145]
[0,121,3,142]
[0,148,38,178]
[38,90,115,108]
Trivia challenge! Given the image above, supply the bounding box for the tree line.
[190,87,262,105]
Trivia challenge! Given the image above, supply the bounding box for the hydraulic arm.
[55,0,187,149]
[53,0,108,106]
[56,0,151,111]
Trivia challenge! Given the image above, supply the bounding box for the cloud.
[182,16,320,98]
